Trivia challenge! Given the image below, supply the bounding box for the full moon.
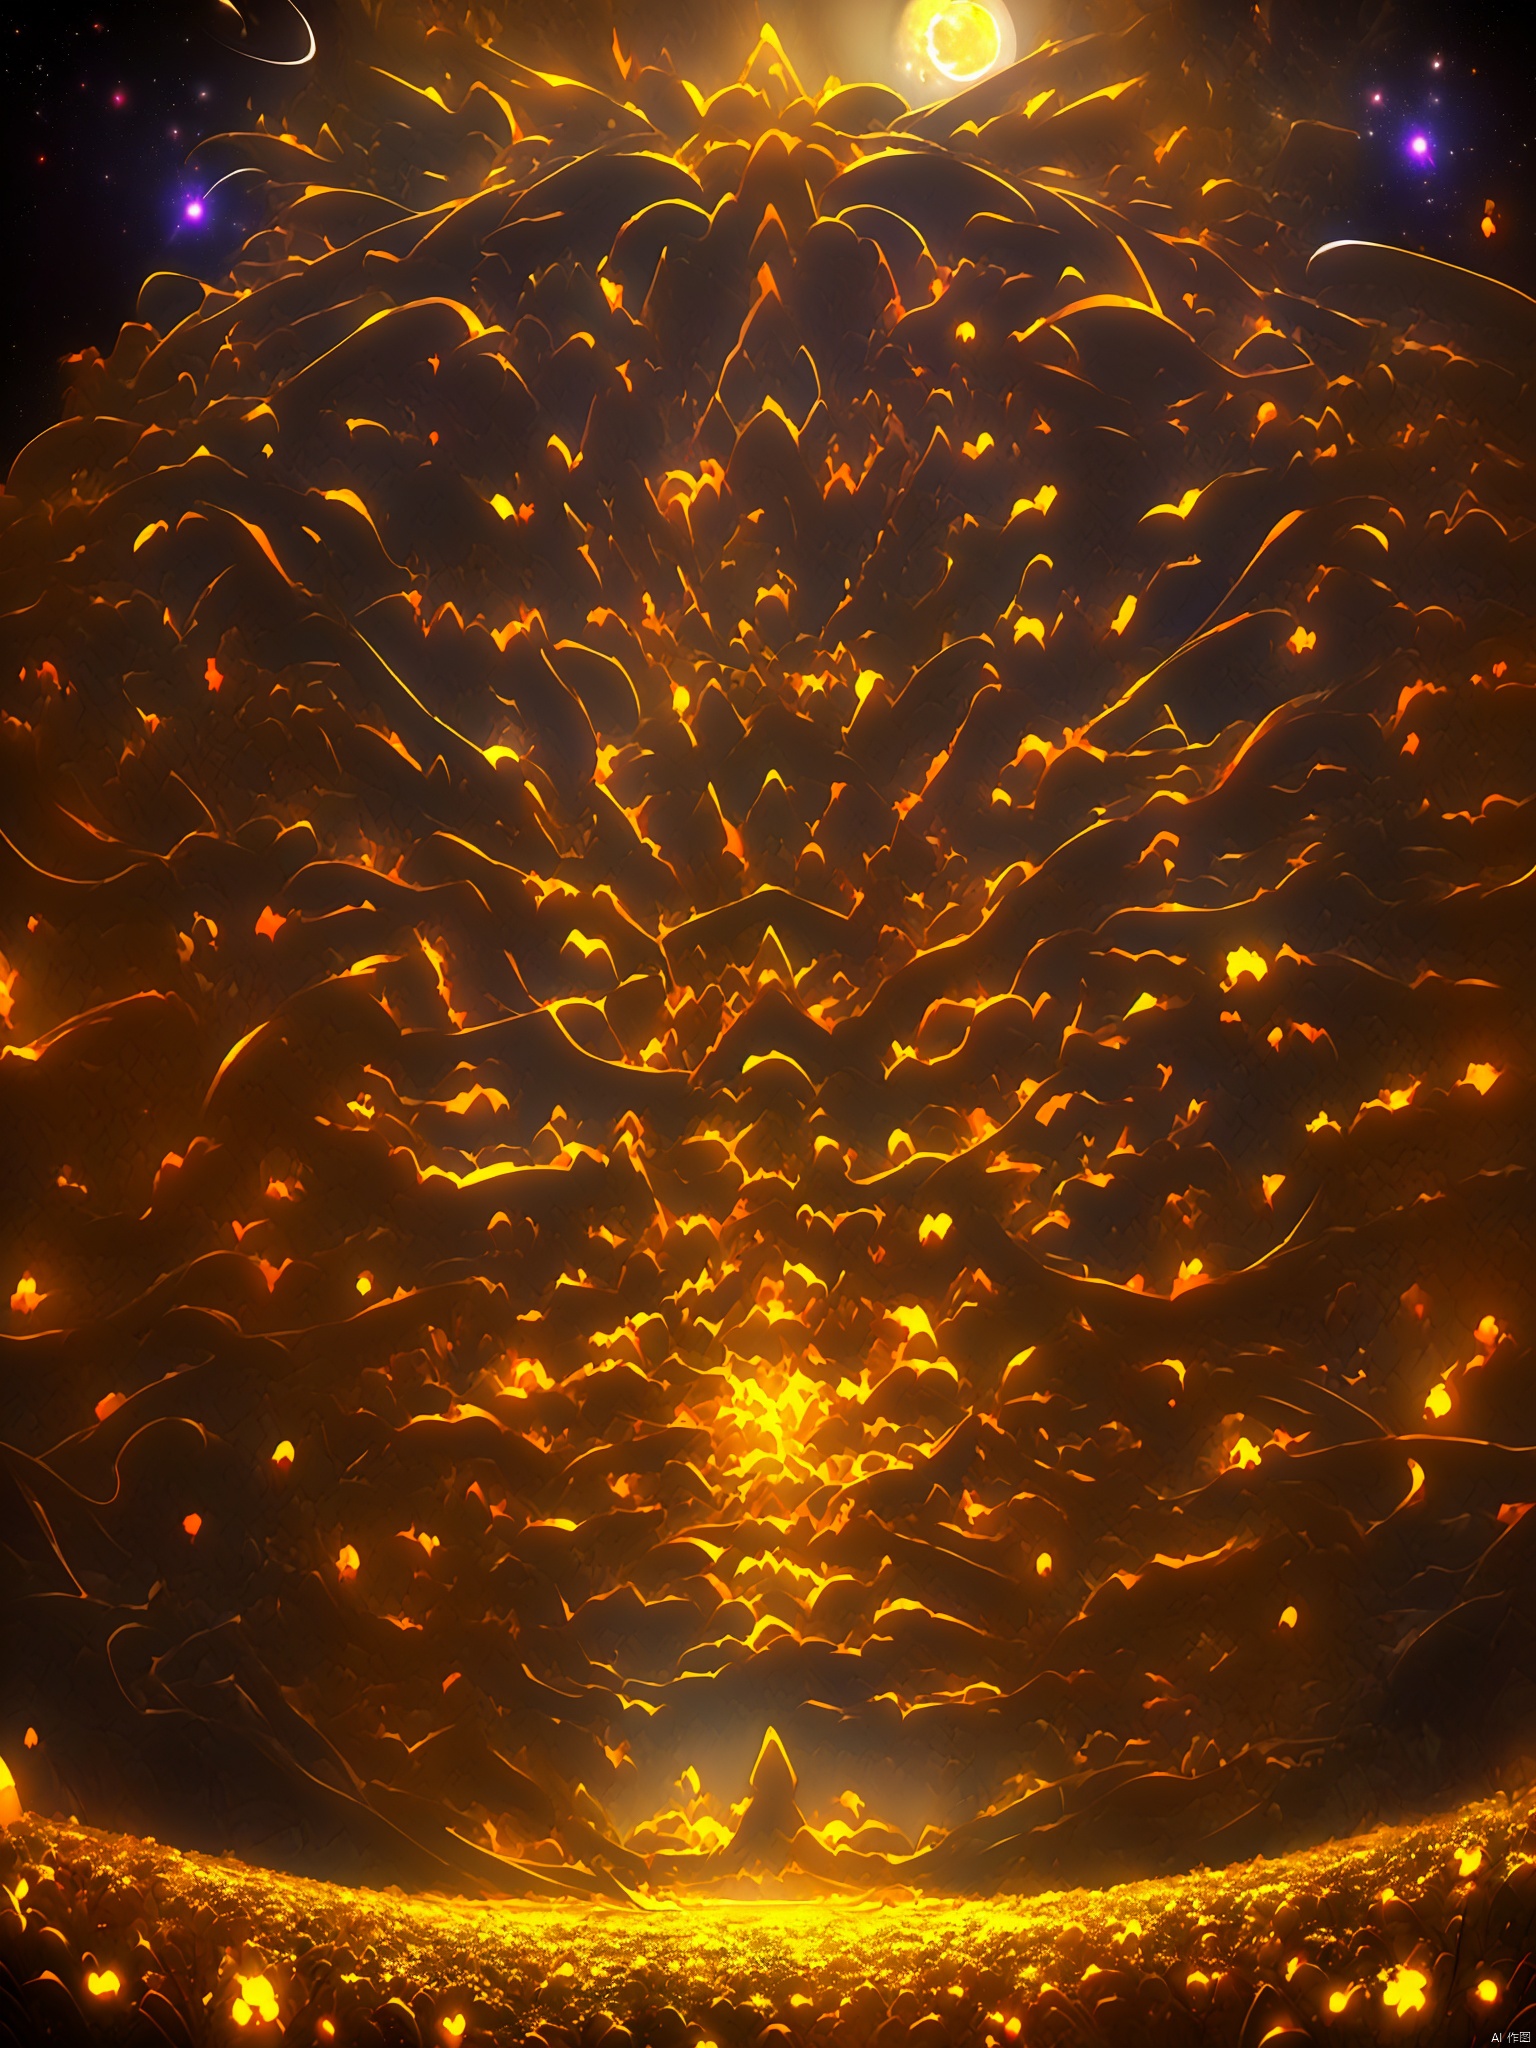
[896,0,1015,90]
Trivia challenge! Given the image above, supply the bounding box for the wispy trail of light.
[211,0,316,67]
[201,165,267,196]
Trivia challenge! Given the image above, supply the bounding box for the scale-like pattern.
[2,0,1534,1899]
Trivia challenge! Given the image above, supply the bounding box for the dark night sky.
[3,0,1534,457]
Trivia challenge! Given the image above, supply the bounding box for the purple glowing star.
[184,197,205,222]
[1407,133,1434,168]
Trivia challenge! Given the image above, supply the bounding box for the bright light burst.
[896,0,1015,91]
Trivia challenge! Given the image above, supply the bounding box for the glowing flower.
[9,1274,41,1315]
[1381,1966,1427,2016]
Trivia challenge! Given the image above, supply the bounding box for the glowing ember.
[0,0,1532,1930]
[1224,947,1268,986]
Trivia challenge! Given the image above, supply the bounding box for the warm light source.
[896,0,1014,89]
[1381,1966,1427,2016]
[9,1274,41,1315]
[231,1975,279,2026]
